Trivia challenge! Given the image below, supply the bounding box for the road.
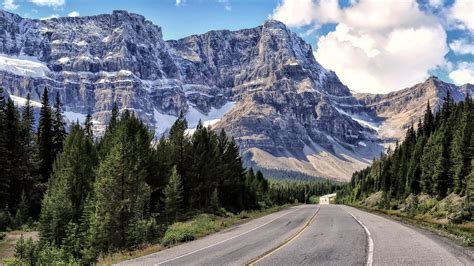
[120,204,473,265]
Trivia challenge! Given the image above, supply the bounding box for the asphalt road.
[119,204,473,266]
[120,205,319,265]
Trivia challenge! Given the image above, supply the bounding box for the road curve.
[119,204,473,265]
[256,205,471,266]
[118,204,319,266]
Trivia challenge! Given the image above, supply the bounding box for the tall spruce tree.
[83,113,152,253]
[162,166,183,222]
[4,100,22,210]
[52,92,66,157]
[169,111,191,206]
[38,88,54,182]
[39,124,97,246]
[0,88,9,209]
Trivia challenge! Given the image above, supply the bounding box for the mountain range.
[0,10,472,180]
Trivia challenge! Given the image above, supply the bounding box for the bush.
[161,214,219,246]
[2,235,80,265]
[309,196,319,204]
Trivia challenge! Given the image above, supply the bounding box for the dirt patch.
[0,231,39,259]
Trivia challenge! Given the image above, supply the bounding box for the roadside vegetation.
[338,93,474,245]
[0,87,340,264]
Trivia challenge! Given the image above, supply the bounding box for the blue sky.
[2,0,474,93]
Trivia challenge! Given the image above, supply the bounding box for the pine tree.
[19,94,41,219]
[83,114,152,253]
[84,114,93,138]
[52,92,66,157]
[422,100,434,136]
[162,166,183,222]
[38,88,54,182]
[169,111,191,206]
[451,97,473,195]
[39,124,97,246]
[4,99,22,210]
[0,88,9,209]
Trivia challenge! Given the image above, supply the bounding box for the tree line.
[338,92,474,219]
[0,88,340,264]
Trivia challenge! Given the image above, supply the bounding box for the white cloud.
[67,11,79,17]
[272,0,449,93]
[449,38,474,55]
[175,0,182,6]
[3,0,19,10]
[40,14,59,20]
[272,0,316,27]
[447,0,474,32]
[217,0,231,11]
[29,0,65,8]
[449,62,474,85]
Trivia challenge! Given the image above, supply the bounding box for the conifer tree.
[38,88,54,181]
[422,100,434,136]
[52,92,66,157]
[169,111,191,205]
[39,124,97,245]
[162,166,183,221]
[83,114,152,252]
[0,88,9,209]
[451,96,473,195]
[4,99,22,209]
[84,114,93,138]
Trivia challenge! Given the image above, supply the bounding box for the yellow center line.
[245,204,322,266]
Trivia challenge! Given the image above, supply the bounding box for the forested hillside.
[338,92,474,223]
[0,87,338,264]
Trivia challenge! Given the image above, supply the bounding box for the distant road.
[119,204,473,265]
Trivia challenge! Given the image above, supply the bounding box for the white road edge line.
[343,207,374,266]
[153,207,300,265]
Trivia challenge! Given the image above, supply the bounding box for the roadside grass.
[97,204,293,265]
[351,205,474,247]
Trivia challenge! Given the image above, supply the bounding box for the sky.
[2,0,474,93]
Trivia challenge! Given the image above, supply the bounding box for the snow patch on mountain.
[0,54,49,77]
[9,95,42,107]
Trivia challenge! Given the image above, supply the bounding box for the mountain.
[355,76,474,146]
[0,10,470,180]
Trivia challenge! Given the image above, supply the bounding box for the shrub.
[161,214,219,246]
[2,235,80,265]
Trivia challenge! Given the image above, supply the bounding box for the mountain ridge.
[0,10,471,180]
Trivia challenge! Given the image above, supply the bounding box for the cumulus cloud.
[67,11,79,17]
[3,0,19,10]
[29,0,65,8]
[449,62,474,85]
[449,38,474,55]
[272,0,449,93]
[447,0,474,32]
[272,0,317,27]
[40,13,59,20]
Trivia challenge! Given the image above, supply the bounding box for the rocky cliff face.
[355,76,473,145]
[0,10,469,180]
